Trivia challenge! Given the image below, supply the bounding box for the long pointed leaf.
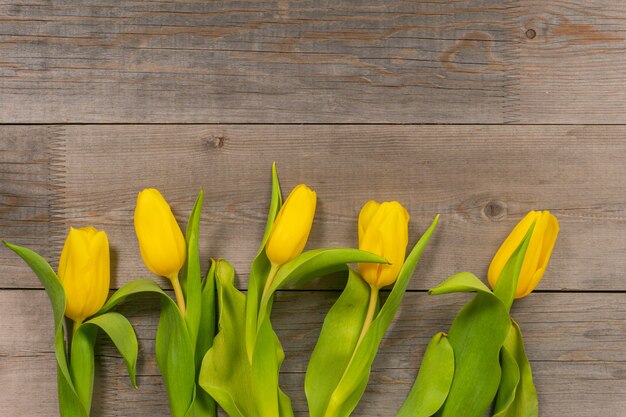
[305,270,370,417]
[84,312,139,388]
[493,321,538,417]
[70,325,97,412]
[245,164,282,359]
[182,189,204,350]
[195,260,218,417]
[396,332,454,417]
[157,295,196,417]
[99,278,169,314]
[4,242,87,417]
[429,272,510,417]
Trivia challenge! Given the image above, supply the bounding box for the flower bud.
[358,201,410,288]
[58,227,110,322]
[488,210,559,298]
[265,184,317,265]
[134,188,186,279]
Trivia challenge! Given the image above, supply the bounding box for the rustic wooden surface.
[1,0,625,123]
[1,1,625,416]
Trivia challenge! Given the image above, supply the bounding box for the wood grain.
[1,125,624,291]
[0,1,624,123]
[0,126,66,284]
[1,290,625,417]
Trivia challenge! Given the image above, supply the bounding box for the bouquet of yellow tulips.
[5,163,559,417]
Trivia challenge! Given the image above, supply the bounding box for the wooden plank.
[0,1,624,123]
[1,124,625,291]
[1,290,625,416]
[0,126,66,283]
[514,0,626,123]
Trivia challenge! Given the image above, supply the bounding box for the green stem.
[72,319,82,337]
[169,272,187,316]
[356,285,379,350]
[262,263,280,303]
[258,262,280,329]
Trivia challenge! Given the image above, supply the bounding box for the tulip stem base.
[258,263,280,329]
[356,285,379,349]
[72,319,82,337]
[169,274,187,316]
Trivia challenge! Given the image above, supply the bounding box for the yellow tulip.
[134,188,186,280]
[358,201,410,288]
[265,184,317,266]
[488,210,559,298]
[58,227,110,323]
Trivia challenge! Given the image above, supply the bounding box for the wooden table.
[1,2,625,416]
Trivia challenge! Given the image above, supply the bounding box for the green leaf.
[99,277,201,416]
[428,271,493,296]
[258,248,388,330]
[278,389,296,417]
[428,272,511,417]
[199,259,293,417]
[396,332,455,417]
[493,228,533,312]
[83,312,139,388]
[4,242,88,417]
[261,162,283,251]
[305,216,439,417]
[70,324,97,412]
[57,364,88,417]
[99,278,169,314]
[493,321,538,417]
[195,260,218,417]
[305,269,371,417]
[156,294,196,417]
[181,189,204,350]
[245,163,283,360]
[269,248,388,295]
[494,342,521,415]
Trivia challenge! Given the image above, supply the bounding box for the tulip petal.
[488,211,540,290]
[265,184,317,265]
[517,213,549,297]
[358,201,410,288]
[358,200,380,243]
[58,227,110,322]
[134,188,186,278]
[518,212,560,298]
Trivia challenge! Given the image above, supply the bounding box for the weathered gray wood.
[1,125,625,291]
[0,1,624,123]
[1,290,625,416]
[0,127,67,283]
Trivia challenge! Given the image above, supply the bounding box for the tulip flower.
[58,226,110,324]
[358,200,410,288]
[265,184,317,266]
[134,188,187,313]
[488,210,559,298]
